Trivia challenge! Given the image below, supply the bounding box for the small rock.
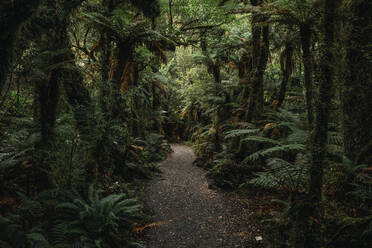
[255,236,263,241]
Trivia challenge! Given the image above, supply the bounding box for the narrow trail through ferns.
[142,144,265,248]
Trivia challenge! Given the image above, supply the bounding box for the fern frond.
[243,144,306,163]
[224,128,259,139]
[241,136,280,146]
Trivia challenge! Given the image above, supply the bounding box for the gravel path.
[142,144,265,248]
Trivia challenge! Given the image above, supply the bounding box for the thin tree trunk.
[300,23,314,126]
[278,35,293,108]
[169,0,173,28]
[99,33,111,117]
[257,24,270,114]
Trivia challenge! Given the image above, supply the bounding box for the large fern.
[249,155,310,192]
[242,143,306,164]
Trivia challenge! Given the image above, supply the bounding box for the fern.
[327,131,343,146]
[241,136,280,146]
[0,214,49,248]
[224,128,259,139]
[54,185,144,247]
[249,155,309,192]
[243,144,306,163]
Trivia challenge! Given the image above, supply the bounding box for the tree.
[0,0,41,95]
[246,0,270,122]
[277,31,294,108]
[296,1,338,247]
[342,0,372,165]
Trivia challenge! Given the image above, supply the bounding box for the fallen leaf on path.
[233,232,251,239]
[133,221,166,234]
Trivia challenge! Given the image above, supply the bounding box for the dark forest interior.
[0,0,371,247]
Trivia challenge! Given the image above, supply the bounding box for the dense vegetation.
[0,0,371,247]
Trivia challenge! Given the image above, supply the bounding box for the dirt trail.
[142,144,264,248]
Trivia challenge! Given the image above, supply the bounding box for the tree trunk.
[0,0,41,95]
[37,0,99,183]
[300,23,314,126]
[257,24,270,114]
[111,43,132,120]
[277,35,293,108]
[296,1,337,247]
[246,3,269,122]
[99,1,114,117]
[169,0,173,28]
[342,0,372,165]
[36,74,60,147]
[238,51,252,99]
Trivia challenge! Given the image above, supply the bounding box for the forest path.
[142,144,264,248]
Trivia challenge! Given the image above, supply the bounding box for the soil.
[141,144,267,248]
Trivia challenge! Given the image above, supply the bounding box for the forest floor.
[139,144,268,248]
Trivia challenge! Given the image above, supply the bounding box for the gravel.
[142,144,265,248]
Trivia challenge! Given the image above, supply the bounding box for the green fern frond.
[54,185,144,247]
[224,128,260,139]
[243,144,306,163]
[249,156,309,192]
[241,136,280,146]
[327,131,343,145]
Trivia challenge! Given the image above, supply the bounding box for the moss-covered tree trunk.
[295,1,337,247]
[246,0,269,122]
[246,24,269,121]
[0,0,41,95]
[300,23,314,126]
[342,0,372,165]
[34,0,99,183]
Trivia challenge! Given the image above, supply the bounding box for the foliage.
[53,185,144,247]
[0,0,371,248]
[0,214,49,248]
